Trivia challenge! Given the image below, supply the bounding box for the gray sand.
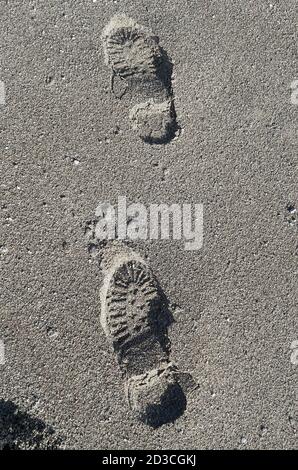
[0,0,297,449]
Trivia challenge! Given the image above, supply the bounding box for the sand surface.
[0,0,297,449]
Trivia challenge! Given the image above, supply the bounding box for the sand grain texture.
[0,0,297,449]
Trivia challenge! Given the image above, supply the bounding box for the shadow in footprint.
[0,400,62,450]
[155,47,173,91]
[145,286,194,428]
[126,282,191,428]
[150,282,175,354]
[145,381,187,428]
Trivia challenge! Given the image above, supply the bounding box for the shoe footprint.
[102,15,179,144]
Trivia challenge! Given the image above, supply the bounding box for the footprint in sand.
[102,15,178,144]
[100,245,196,427]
